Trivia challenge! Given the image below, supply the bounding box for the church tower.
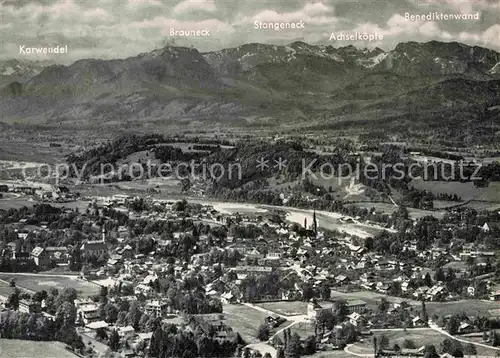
[313,210,318,235]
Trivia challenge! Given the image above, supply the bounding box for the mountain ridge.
[1,40,499,127]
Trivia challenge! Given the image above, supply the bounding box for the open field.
[425,300,500,318]
[410,179,500,203]
[309,350,357,358]
[223,303,271,344]
[489,309,500,318]
[431,200,466,209]
[461,330,500,348]
[463,201,500,211]
[212,202,269,214]
[0,138,67,164]
[329,290,420,314]
[348,202,445,220]
[0,196,91,212]
[256,301,308,316]
[0,274,100,297]
[0,197,36,210]
[40,267,80,275]
[350,329,442,355]
[350,329,498,356]
[276,321,316,341]
[443,260,468,271]
[0,279,13,297]
[310,175,372,202]
[222,303,291,345]
[0,339,79,358]
[109,178,183,193]
[76,180,185,198]
[329,290,499,318]
[161,142,235,151]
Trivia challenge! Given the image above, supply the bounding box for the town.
[0,183,499,358]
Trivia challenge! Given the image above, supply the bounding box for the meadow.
[0,274,100,297]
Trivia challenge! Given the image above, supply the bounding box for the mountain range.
[0,59,53,88]
[1,40,499,129]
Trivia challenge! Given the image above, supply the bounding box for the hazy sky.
[1,0,499,63]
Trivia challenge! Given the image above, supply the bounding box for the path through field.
[428,320,500,352]
[242,302,311,358]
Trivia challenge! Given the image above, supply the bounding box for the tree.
[55,301,77,329]
[301,283,315,301]
[390,281,402,296]
[96,328,108,341]
[320,285,330,301]
[424,273,432,287]
[242,347,251,358]
[403,339,416,349]
[100,286,108,299]
[378,298,389,313]
[108,329,120,351]
[276,347,285,358]
[464,343,477,356]
[365,237,374,250]
[303,335,316,355]
[148,326,164,358]
[379,334,390,349]
[483,330,489,342]
[197,335,213,358]
[492,331,500,347]
[340,323,357,344]
[440,338,455,354]
[272,335,283,347]
[173,199,187,212]
[424,344,439,358]
[32,290,48,303]
[126,301,142,329]
[393,343,401,353]
[466,255,475,267]
[138,313,150,332]
[421,301,428,323]
[6,288,20,310]
[284,328,300,358]
[116,311,127,326]
[56,288,77,305]
[434,267,445,282]
[257,323,270,341]
[104,303,118,323]
[475,281,488,298]
[446,315,459,335]
[144,315,158,333]
[334,300,348,322]
[316,309,335,333]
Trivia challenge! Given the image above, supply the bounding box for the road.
[344,343,373,357]
[428,321,500,352]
